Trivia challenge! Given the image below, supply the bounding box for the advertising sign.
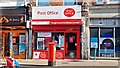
[90,38,98,48]
[39,51,48,59]
[19,43,25,52]
[32,5,81,20]
[100,38,114,57]
[37,32,51,37]
[56,51,64,59]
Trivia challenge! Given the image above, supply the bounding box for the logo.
[64,8,75,17]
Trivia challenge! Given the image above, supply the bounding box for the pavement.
[0,59,119,67]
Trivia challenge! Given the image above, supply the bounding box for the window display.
[90,27,117,57]
[100,38,114,57]
[19,34,25,43]
[19,34,25,55]
[90,28,99,57]
[100,28,114,57]
[19,43,25,53]
[12,36,19,55]
[52,33,64,50]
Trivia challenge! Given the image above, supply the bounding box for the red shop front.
[32,6,82,59]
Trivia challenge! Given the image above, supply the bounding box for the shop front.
[32,5,82,59]
[90,18,120,58]
[0,7,28,59]
[2,27,26,59]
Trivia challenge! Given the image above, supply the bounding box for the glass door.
[65,32,77,58]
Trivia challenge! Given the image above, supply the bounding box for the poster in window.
[37,32,51,37]
[100,38,114,57]
[90,37,98,48]
[59,35,64,47]
[37,38,44,50]
[12,45,18,55]
[19,34,25,43]
[13,38,16,43]
[69,36,73,43]
[19,43,25,52]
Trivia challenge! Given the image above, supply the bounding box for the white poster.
[33,52,40,59]
[37,32,51,37]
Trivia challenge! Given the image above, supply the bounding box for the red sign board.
[33,50,64,59]
[39,51,48,59]
[32,19,82,25]
[64,8,75,17]
[56,50,64,59]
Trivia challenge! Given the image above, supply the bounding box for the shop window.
[52,33,64,50]
[100,28,114,57]
[12,37,19,55]
[64,0,76,5]
[115,28,120,57]
[90,28,99,57]
[37,0,50,6]
[36,32,51,50]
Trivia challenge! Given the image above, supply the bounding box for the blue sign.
[19,43,25,52]
[90,38,98,48]
[101,34,112,37]
[100,49,114,54]
[100,38,114,57]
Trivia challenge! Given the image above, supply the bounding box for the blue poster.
[100,38,114,57]
[90,38,98,48]
[19,43,25,52]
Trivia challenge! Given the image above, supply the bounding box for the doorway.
[65,32,77,58]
